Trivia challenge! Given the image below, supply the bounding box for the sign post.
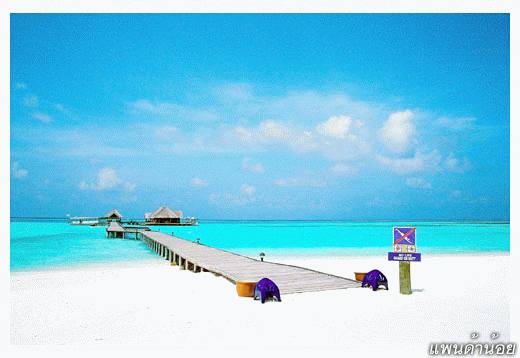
[399,261,411,295]
[388,227,421,295]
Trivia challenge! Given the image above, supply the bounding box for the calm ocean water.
[10,219,510,272]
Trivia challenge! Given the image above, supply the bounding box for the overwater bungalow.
[69,208,124,226]
[104,209,123,222]
[145,206,183,224]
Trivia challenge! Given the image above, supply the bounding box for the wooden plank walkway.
[140,231,360,295]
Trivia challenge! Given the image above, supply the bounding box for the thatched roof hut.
[105,209,123,220]
[146,206,182,224]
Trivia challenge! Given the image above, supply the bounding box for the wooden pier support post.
[399,261,412,295]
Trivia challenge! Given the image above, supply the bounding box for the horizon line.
[9,216,511,222]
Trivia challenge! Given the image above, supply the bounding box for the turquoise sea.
[10,219,510,272]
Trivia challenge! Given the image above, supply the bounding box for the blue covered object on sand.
[362,270,388,291]
[254,278,281,303]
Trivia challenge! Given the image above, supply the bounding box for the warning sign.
[393,227,416,252]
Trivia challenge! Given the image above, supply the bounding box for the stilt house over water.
[145,206,183,224]
[104,209,123,222]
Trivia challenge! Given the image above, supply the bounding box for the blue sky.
[10,13,510,220]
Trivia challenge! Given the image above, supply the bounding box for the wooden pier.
[140,231,360,295]
[107,221,151,239]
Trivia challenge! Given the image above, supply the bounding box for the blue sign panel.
[393,227,416,246]
[388,252,422,262]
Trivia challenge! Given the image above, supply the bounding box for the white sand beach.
[10,254,513,356]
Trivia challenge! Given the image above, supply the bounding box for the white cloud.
[316,115,352,139]
[377,151,472,176]
[124,87,379,161]
[376,150,441,174]
[265,90,379,125]
[435,116,476,131]
[213,83,254,101]
[330,163,359,177]
[274,178,303,187]
[240,184,256,195]
[96,168,123,190]
[209,191,254,207]
[12,162,28,179]
[406,177,433,189]
[444,152,472,173]
[55,104,70,115]
[15,83,27,90]
[379,110,416,153]
[78,168,137,192]
[32,112,52,123]
[274,177,326,188]
[222,120,319,153]
[220,118,370,161]
[191,178,208,187]
[155,125,180,141]
[23,95,39,107]
[130,99,218,122]
[258,120,292,141]
[242,158,265,174]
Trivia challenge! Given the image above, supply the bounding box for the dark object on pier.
[362,270,388,291]
[254,278,281,303]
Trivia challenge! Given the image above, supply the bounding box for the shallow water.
[10,219,509,271]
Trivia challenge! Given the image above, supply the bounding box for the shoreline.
[10,250,510,274]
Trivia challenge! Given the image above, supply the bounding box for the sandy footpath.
[9,254,513,356]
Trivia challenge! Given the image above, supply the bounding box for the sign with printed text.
[388,252,422,262]
[393,227,416,252]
